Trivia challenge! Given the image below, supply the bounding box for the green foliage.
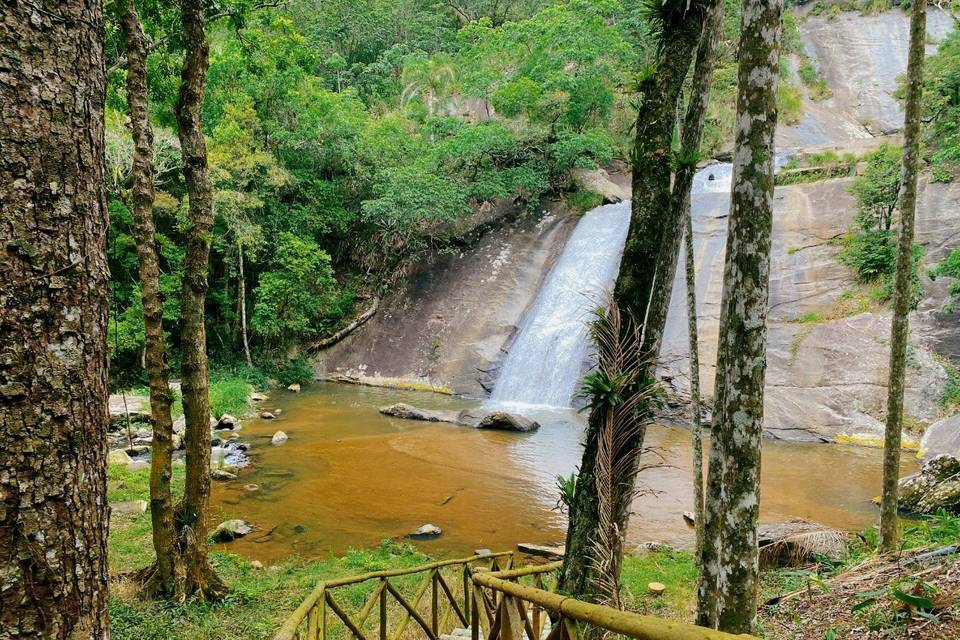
[928,248,960,313]
[275,356,315,387]
[252,233,339,347]
[566,189,605,214]
[798,57,832,101]
[839,232,923,308]
[850,143,903,233]
[208,374,254,419]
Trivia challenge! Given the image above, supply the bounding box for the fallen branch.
[308,297,379,353]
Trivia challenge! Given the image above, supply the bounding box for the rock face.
[212,519,253,542]
[315,195,582,396]
[898,455,960,515]
[921,415,960,460]
[477,411,539,433]
[380,404,540,432]
[570,167,630,204]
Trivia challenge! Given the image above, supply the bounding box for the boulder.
[408,523,442,540]
[287,383,301,393]
[111,500,148,515]
[171,434,183,451]
[570,167,630,204]
[107,449,132,466]
[477,412,539,433]
[212,519,253,542]
[920,414,960,460]
[379,403,458,422]
[898,455,960,515]
[173,416,186,434]
[125,445,150,457]
[250,392,268,402]
[517,543,564,559]
[271,430,288,445]
[211,469,237,481]
[217,414,239,430]
[261,411,276,420]
[273,408,283,416]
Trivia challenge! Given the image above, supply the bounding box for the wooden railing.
[275,551,515,640]
[470,562,757,640]
[277,551,757,640]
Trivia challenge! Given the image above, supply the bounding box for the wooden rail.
[470,562,757,640]
[277,551,757,640]
[275,551,515,640]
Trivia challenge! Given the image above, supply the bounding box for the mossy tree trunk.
[0,0,111,634]
[879,0,926,555]
[559,0,712,603]
[118,0,185,597]
[675,0,726,558]
[695,0,782,632]
[175,0,228,599]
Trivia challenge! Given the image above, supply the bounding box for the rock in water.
[217,414,239,430]
[408,524,442,539]
[211,469,237,481]
[271,430,288,445]
[380,403,456,422]
[477,412,539,433]
[899,455,960,515]
[287,383,301,393]
[261,411,276,420]
[250,392,268,402]
[212,519,253,542]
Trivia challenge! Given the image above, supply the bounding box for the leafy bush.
[275,356,316,387]
[929,248,960,313]
[549,130,615,173]
[252,233,339,347]
[851,143,902,232]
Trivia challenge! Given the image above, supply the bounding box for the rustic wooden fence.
[275,551,515,640]
[276,551,757,640]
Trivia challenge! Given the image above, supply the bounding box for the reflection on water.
[211,383,917,563]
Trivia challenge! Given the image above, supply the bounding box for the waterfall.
[490,202,632,408]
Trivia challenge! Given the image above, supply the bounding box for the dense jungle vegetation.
[104,0,814,388]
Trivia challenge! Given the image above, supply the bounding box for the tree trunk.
[175,0,228,599]
[695,0,782,633]
[239,243,253,368]
[879,0,926,554]
[0,1,111,635]
[558,3,710,602]
[675,0,726,558]
[119,0,184,597]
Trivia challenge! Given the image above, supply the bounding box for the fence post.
[463,565,471,627]
[380,578,388,640]
[432,569,440,636]
[472,583,480,640]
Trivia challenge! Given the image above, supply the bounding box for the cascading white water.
[489,202,632,408]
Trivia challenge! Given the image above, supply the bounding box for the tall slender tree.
[116,0,183,597]
[176,0,228,598]
[696,0,783,632]
[879,0,926,554]
[559,0,713,602]
[673,0,726,556]
[0,1,111,634]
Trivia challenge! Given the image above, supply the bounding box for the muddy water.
[211,383,917,564]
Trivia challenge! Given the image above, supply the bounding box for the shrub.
[929,248,960,312]
[851,143,902,232]
[276,356,315,387]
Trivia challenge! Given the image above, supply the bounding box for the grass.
[621,548,699,621]
[566,189,605,214]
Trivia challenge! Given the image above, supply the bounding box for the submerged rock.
[408,524,442,539]
[477,411,539,433]
[211,469,237,481]
[271,430,288,445]
[260,411,276,420]
[898,455,960,515]
[212,519,253,542]
[287,383,301,393]
[217,414,239,430]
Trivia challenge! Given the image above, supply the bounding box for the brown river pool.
[210,382,918,564]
